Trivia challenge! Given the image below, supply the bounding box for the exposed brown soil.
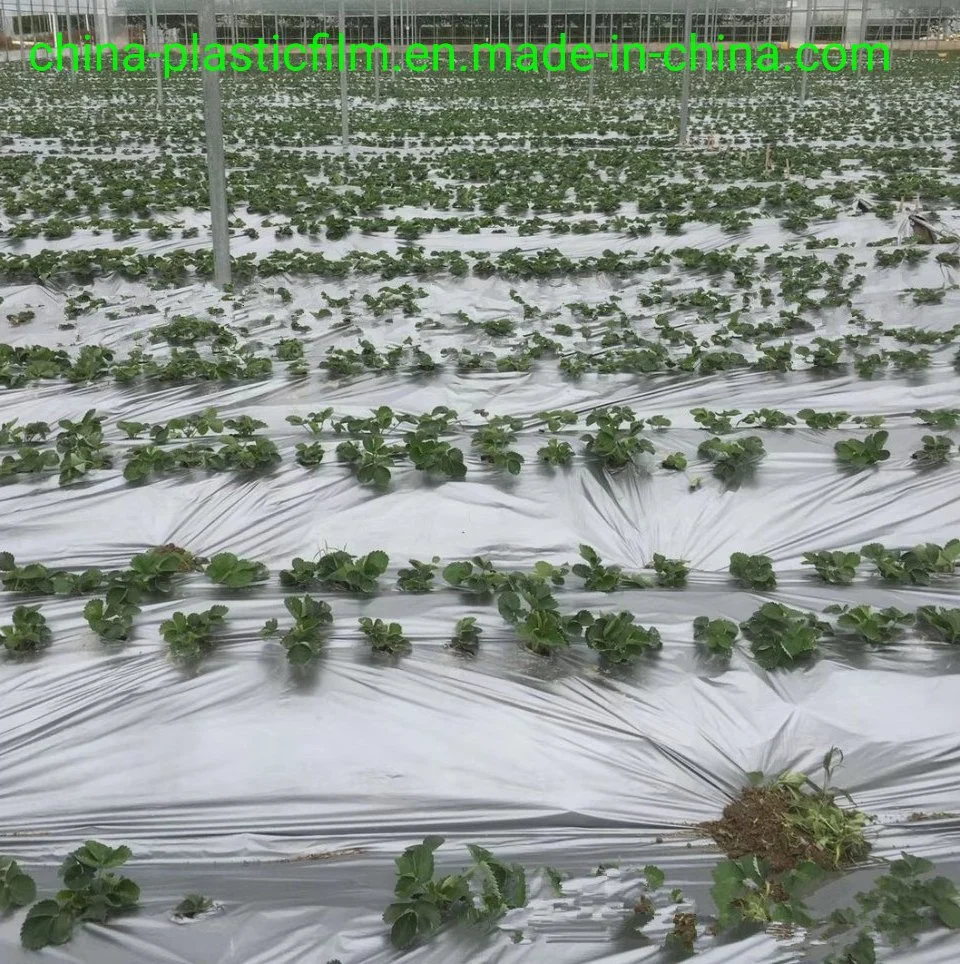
[698,785,839,874]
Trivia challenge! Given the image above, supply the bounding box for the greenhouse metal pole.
[523,0,528,44]
[15,0,24,70]
[389,0,394,67]
[545,0,551,79]
[199,0,231,288]
[678,0,693,143]
[508,0,511,46]
[800,0,814,104]
[338,0,349,155]
[149,0,163,111]
[373,0,380,101]
[587,0,596,102]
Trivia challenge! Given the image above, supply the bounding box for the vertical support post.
[373,0,380,101]
[587,0,596,102]
[338,0,349,155]
[389,0,395,67]
[149,0,163,110]
[15,0,25,70]
[678,0,692,143]
[800,0,815,105]
[199,0,231,288]
[545,0,551,80]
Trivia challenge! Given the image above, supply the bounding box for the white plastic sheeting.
[1,199,960,964]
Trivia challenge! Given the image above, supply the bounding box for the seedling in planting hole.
[538,439,574,466]
[262,596,333,665]
[295,441,325,466]
[912,435,953,468]
[825,604,913,645]
[536,409,578,432]
[173,894,215,919]
[359,617,410,654]
[801,550,861,585]
[692,408,741,434]
[581,407,652,469]
[443,557,506,595]
[693,616,738,655]
[161,606,228,662]
[397,558,440,593]
[650,554,689,588]
[740,602,825,669]
[729,552,777,591]
[664,912,697,955]
[861,541,960,584]
[835,431,890,469]
[711,856,820,931]
[316,550,389,592]
[661,452,687,471]
[382,837,527,950]
[336,434,406,485]
[20,840,139,951]
[1,605,51,654]
[449,616,482,655]
[83,598,140,642]
[914,607,960,644]
[797,409,848,430]
[286,409,334,436]
[572,545,649,592]
[914,408,960,430]
[697,436,765,484]
[204,552,269,588]
[0,857,36,911]
[406,437,467,478]
[584,612,661,664]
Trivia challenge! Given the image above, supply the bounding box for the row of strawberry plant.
[6,541,959,602]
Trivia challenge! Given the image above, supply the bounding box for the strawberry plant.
[802,550,861,585]
[359,617,410,654]
[693,616,738,655]
[740,602,825,669]
[160,606,228,662]
[581,407,652,469]
[471,416,524,475]
[571,545,649,592]
[914,408,960,430]
[825,605,913,645]
[287,409,334,436]
[835,432,890,469]
[661,452,687,471]
[443,557,505,595]
[336,434,407,485]
[20,841,139,951]
[449,616,482,655]
[538,439,574,466]
[383,837,527,950]
[204,552,269,588]
[915,607,960,644]
[729,553,777,591]
[261,596,333,664]
[912,435,953,467]
[83,598,140,642]
[316,550,389,592]
[406,437,467,479]
[650,554,689,588]
[861,541,960,584]
[295,441,325,466]
[739,409,796,429]
[711,856,820,931]
[822,853,960,962]
[692,408,741,434]
[798,409,848,430]
[584,612,661,664]
[698,436,765,484]
[172,894,214,919]
[397,559,439,592]
[1,605,51,653]
[0,857,36,911]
